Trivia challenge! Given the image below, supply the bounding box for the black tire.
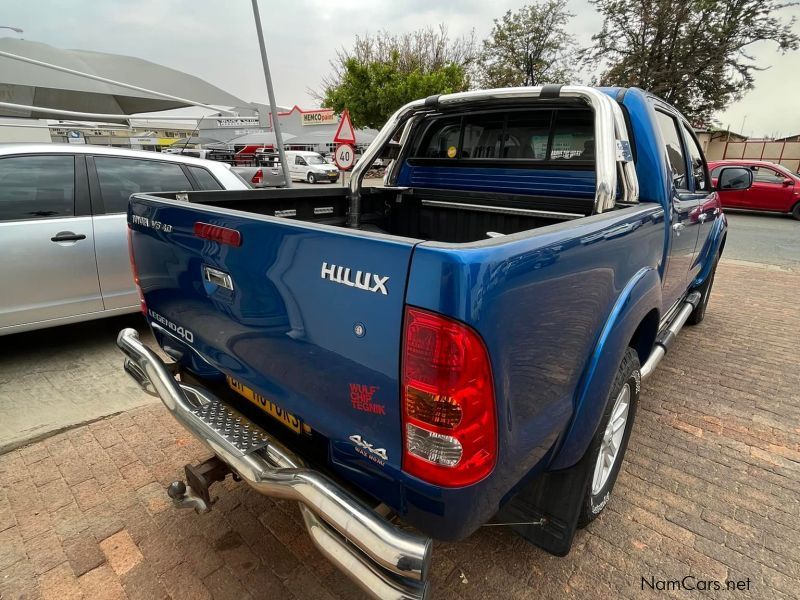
[686,254,719,325]
[578,347,640,527]
[307,172,317,184]
[792,202,800,221]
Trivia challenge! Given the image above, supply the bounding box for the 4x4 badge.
[349,434,388,464]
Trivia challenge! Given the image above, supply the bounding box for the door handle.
[51,232,86,242]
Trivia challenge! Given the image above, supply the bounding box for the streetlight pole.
[250,0,291,188]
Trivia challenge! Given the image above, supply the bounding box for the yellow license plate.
[226,376,301,434]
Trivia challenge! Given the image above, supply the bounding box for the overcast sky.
[3,0,799,136]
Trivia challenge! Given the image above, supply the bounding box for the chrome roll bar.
[347,85,639,228]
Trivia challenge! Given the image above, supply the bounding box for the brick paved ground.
[0,260,798,600]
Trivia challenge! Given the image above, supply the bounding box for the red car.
[708,160,800,220]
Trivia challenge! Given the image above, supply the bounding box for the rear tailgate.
[129,194,416,475]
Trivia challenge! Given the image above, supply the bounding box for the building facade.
[197,105,378,154]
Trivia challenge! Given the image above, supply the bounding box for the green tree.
[317,26,476,129]
[583,0,799,124]
[477,1,577,88]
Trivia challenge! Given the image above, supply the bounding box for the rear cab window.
[0,155,75,221]
[410,108,595,163]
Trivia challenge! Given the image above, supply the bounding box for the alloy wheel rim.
[591,383,631,495]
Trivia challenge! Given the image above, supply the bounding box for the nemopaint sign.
[301,109,337,126]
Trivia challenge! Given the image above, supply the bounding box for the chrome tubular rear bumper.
[117,328,431,600]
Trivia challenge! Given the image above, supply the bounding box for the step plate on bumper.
[191,399,269,456]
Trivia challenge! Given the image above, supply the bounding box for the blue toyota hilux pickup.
[118,86,754,599]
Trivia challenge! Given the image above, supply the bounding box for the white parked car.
[286,151,340,184]
[0,144,248,335]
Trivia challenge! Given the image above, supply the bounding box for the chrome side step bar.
[640,291,701,381]
[117,328,431,600]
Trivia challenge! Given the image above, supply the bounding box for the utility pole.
[251,0,292,187]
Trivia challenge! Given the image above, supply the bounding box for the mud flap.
[494,446,594,556]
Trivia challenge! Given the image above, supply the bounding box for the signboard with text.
[301,110,337,126]
[216,117,260,128]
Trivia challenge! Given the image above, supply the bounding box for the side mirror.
[782,178,793,187]
[716,167,753,191]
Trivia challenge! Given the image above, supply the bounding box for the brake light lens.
[193,222,242,247]
[126,226,146,315]
[401,307,496,487]
[251,168,263,184]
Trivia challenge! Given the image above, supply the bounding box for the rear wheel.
[307,172,317,184]
[792,202,800,221]
[578,347,640,527]
[687,254,719,325]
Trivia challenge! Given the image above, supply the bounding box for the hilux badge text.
[321,262,389,295]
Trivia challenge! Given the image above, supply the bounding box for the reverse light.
[401,307,497,487]
[126,225,146,315]
[405,424,463,466]
[193,222,242,247]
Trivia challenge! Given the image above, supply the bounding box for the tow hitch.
[167,455,231,513]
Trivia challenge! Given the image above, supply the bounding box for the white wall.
[0,118,52,143]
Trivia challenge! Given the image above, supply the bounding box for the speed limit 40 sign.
[334,144,356,170]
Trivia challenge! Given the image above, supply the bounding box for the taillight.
[193,222,242,247]
[127,226,146,315]
[401,307,497,487]
[251,168,263,184]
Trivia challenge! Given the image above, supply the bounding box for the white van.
[286,151,340,184]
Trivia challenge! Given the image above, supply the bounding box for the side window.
[709,166,723,179]
[752,166,785,184]
[295,156,306,165]
[0,155,75,222]
[655,111,688,190]
[94,157,192,213]
[682,125,709,191]
[188,166,223,190]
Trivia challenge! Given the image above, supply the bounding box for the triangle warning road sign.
[333,109,356,144]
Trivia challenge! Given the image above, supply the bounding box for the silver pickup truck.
[230,151,286,188]
[0,144,247,335]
